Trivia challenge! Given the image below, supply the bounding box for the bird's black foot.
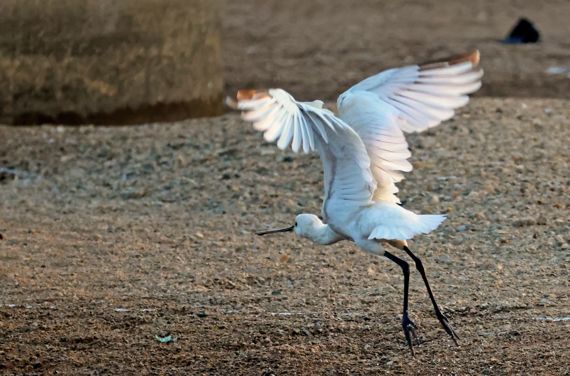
[402,311,418,356]
[435,309,459,345]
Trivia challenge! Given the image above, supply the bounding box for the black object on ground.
[503,18,540,44]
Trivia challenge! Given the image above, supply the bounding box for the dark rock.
[502,18,540,44]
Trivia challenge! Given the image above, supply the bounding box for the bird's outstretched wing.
[227,89,376,210]
[338,50,483,203]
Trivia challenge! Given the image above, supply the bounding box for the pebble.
[436,255,452,264]
[260,149,276,155]
[512,216,545,227]
[474,212,487,220]
[120,187,147,199]
[456,225,468,232]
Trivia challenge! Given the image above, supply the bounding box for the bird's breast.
[323,200,367,241]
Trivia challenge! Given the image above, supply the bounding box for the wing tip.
[448,49,480,66]
[420,49,481,70]
[237,89,268,101]
[226,89,271,109]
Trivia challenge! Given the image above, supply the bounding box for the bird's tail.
[416,214,446,234]
[368,212,446,241]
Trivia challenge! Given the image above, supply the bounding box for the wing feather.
[338,50,483,203]
[292,115,303,152]
[277,116,294,150]
[227,89,376,209]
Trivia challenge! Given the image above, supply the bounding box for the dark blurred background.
[1,0,569,125]
[222,0,570,100]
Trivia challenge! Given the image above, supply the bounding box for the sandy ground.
[1,98,569,374]
[1,1,570,375]
[222,0,570,99]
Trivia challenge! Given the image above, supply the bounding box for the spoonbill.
[227,50,483,354]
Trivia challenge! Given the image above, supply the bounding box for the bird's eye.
[294,221,298,227]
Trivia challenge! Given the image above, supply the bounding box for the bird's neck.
[306,223,344,245]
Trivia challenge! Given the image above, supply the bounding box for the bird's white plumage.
[338,91,412,203]
[362,203,446,241]
[338,51,483,203]
[228,50,483,243]
[346,56,483,134]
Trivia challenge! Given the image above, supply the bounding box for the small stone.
[155,334,173,343]
[436,255,452,264]
[217,148,238,157]
[545,66,567,75]
[260,148,276,155]
[554,235,566,245]
[512,218,535,227]
[474,212,486,220]
[0,168,17,182]
[538,298,552,307]
[121,187,147,200]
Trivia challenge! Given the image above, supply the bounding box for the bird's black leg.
[403,246,459,344]
[384,250,417,355]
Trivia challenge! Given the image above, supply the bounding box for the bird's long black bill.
[255,225,294,236]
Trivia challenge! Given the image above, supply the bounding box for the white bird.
[228,50,483,354]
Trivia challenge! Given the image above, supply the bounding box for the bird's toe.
[436,311,460,345]
[402,312,419,355]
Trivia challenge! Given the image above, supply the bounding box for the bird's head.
[256,214,323,240]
